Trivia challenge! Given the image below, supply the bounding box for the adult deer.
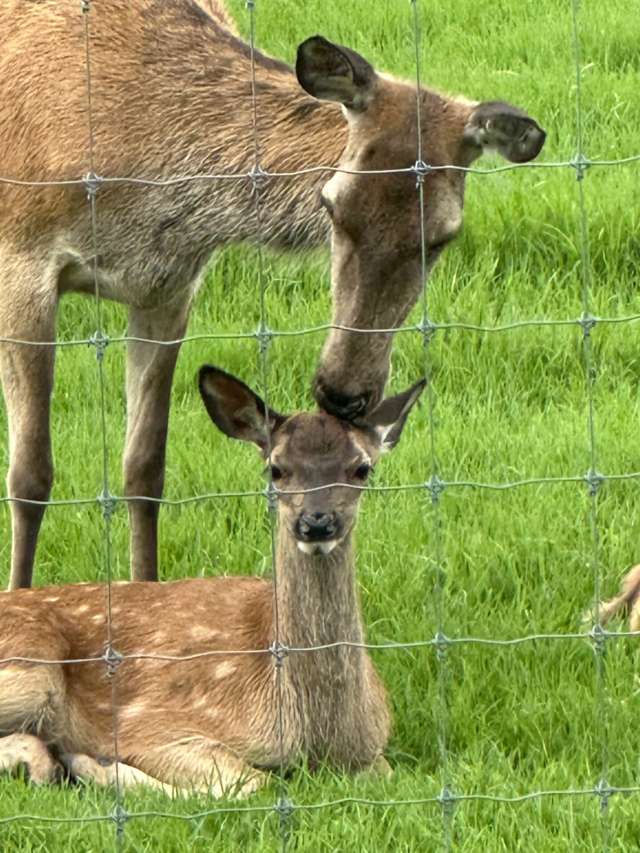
[0,0,545,588]
[0,366,424,794]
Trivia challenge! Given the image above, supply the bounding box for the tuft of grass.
[2,0,640,850]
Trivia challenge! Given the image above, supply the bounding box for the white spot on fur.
[322,169,350,207]
[121,702,146,718]
[91,614,104,624]
[75,604,90,615]
[190,625,219,641]
[0,667,21,678]
[215,661,237,679]
[43,596,60,603]
[349,435,372,467]
[297,540,338,556]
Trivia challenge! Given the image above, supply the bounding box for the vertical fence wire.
[81,1,124,846]
[245,2,291,849]
[569,0,611,847]
[411,2,454,848]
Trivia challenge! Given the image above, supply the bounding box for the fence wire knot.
[255,323,273,355]
[97,489,118,520]
[418,317,437,346]
[413,159,431,187]
[111,803,128,837]
[579,313,597,337]
[434,631,451,662]
[263,480,279,513]
[571,153,591,181]
[584,469,604,497]
[269,641,289,668]
[438,785,458,816]
[426,475,445,504]
[594,777,613,812]
[248,164,268,193]
[80,0,91,13]
[89,330,110,362]
[589,621,608,654]
[245,0,255,9]
[83,171,103,198]
[274,795,294,820]
[102,644,123,677]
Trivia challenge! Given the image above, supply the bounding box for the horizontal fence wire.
[3,624,640,669]
[3,312,640,349]
[0,0,639,846]
[3,470,640,509]
[0,152,639,188]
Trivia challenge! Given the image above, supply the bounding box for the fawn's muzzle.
[295,511,340,542]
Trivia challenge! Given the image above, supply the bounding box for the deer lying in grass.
[0,0,545,588]
[593,565,640,632]
[0,366,424,795]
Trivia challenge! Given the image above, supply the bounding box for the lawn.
[1,0,640,850]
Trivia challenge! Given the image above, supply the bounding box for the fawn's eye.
[354,463,371,481]
[269,465,283,482]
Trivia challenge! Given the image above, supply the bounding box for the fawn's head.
[199,366,425,556]
[295,36,545,420]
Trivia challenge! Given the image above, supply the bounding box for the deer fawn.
[0,0,545,588]
[0,366,424,795]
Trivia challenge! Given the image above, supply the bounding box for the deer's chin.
[296,540,339,556]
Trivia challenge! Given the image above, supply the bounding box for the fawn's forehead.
[272,413,372,462]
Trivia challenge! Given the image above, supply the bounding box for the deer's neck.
[272,531,388,770]
[162,23,348,250]
[275,534,364,654]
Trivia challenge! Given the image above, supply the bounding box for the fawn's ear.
[363,379,426,452]
[296,36,376,111]
[464,101,546,163]
[198,366,286,451]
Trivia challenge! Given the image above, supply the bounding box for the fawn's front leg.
[0,734,61,784]
[64,739,267,798]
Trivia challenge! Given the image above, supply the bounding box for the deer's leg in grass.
[0,734,61,783]
[0,270,57,591]
[61,752,180,795]
[123,296,193,582]
[65,740,267,798]
[366,754,392,778]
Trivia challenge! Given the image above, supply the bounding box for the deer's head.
[295,36,546,419]
[199,366,425,556]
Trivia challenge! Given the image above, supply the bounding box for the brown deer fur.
[0,366,425,794]
[0,1,545,588]
[593,565,640,633]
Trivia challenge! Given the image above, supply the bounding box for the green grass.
[2,0,640,849]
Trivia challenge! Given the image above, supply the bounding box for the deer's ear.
[365,378,426,453]
[198,365,286,451]
[464,101,546,163]
[296,36,376,111]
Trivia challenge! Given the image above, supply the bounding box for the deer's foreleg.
[123,296,193,582]
[65,740,266,798]
[0,283,57,590]
[0,734,61,784]
[61,752,179,795]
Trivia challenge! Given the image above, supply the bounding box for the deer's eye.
[354,463,371,481]
[269,465,283,482]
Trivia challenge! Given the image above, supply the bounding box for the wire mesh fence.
[0,0,639,849]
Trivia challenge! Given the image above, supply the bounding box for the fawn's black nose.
[296,511,339,542]
[313,382,371,421]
